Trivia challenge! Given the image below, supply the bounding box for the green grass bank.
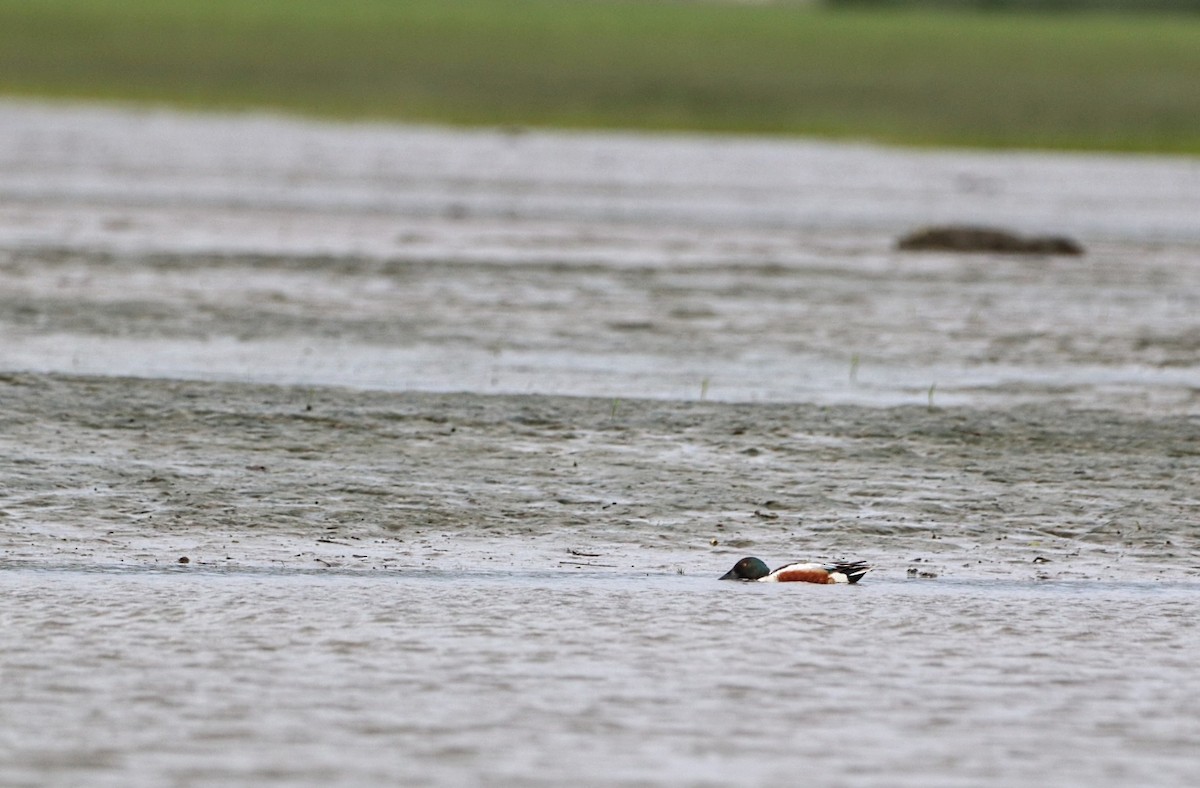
[2,0,1199,152]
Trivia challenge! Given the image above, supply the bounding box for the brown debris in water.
[898,225,1084,256]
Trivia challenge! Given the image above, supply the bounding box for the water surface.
[3,566,1197,787]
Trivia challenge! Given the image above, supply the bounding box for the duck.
[719,557,872,584]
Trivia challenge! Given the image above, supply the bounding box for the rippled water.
[2,565,1197,787]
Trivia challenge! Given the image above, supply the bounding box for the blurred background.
[2,0,1198,153]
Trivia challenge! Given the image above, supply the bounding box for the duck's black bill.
[718,569,739,580]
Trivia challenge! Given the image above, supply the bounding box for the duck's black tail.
[833,561,873,584]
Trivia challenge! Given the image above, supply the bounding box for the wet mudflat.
[0,372,1197,581]
[1,101,1199,785]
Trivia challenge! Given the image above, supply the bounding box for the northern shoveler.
[719,557,872,584]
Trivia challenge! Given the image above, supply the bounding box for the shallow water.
[2,100,1199,411]
[2,101,1199,785]
[2,565,1197,787]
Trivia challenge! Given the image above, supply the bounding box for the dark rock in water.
[898,225,1084,256]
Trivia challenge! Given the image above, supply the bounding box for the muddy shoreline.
[3,372,1196,581]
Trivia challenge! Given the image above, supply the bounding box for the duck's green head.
[719,557,770,581]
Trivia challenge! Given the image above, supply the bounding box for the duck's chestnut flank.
[771,568,840,584]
